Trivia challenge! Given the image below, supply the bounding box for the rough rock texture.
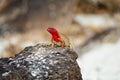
[0,44,82,80]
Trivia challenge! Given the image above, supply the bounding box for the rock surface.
[0,44,82,80]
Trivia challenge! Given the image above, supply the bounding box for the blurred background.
[0,0,120,80]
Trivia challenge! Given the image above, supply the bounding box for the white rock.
[77,40,120,80]
[74,14,117,28]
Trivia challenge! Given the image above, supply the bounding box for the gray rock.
[0,44,82,80]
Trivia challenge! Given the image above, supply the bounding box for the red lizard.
[47,27,70,48]
[47,27,65,48]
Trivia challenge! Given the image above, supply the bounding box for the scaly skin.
[47,27,70,48]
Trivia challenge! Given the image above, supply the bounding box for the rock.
[0,44,82,80]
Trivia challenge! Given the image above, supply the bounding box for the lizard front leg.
[61,40,65,48]
[51,38,54,48]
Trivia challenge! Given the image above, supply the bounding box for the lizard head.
[47,27,59,37]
